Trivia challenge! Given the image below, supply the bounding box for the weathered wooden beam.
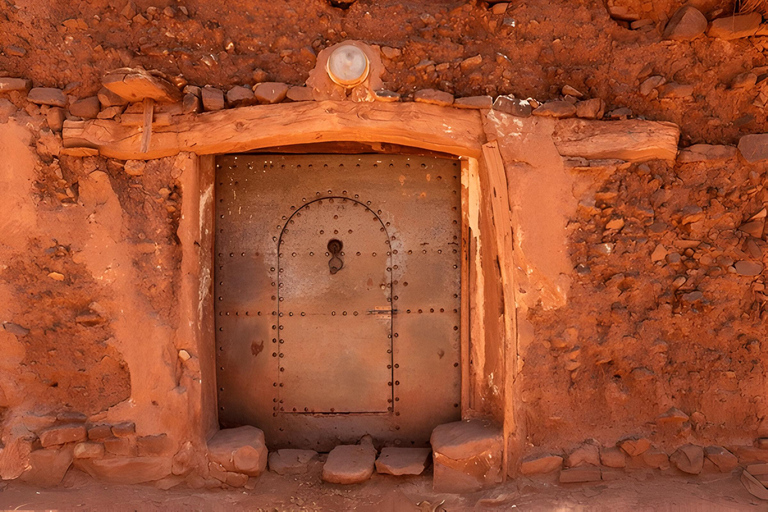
[62,101,487,160]
[481,142,517,479]
[552,118,680,161]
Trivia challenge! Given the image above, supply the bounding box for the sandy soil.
[0,467,762,512]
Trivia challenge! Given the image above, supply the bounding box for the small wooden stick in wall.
[141,97,155,153]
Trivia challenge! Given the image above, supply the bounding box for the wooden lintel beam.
[62,100,486,160]
[552,118,680,162]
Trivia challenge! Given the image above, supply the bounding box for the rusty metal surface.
[215,154,461,450]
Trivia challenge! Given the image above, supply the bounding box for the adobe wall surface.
[0,0,766,488]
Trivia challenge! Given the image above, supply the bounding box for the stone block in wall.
[39,424,87,447]
[19,446,74,487]
[207,426,267,477]
[600,447,627,468]
[618,437,651,457]
[73,442,105,459]
[704,446,738,472]
[75,456,172,484]
[104,436,136,456]
[670,444,704,474]
[69,96,100,119]
[111,421,136,437]
[430,420,503,493]
[559,466,601,483]
[642,447,670,469]
[137,433,172,456]
[0,77,32,92]
[27,87,67,107]
[87,424,113,440]
[253,82,289,104]
[566,443,600,467]
[520,454,563,475]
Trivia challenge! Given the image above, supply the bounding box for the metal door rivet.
[331,311,336,316]
[372,252,376,256]
[395,380,400,385]
[301,312,305,316]
[406,310,411,314]
[388,382,392,386]
[394,296,399,300]
[280,368,284,372]
[454,362,459,367]
[279,354,284,358]
[454,326,459,331]
[356,252,361,256]
[438,250,442,254]
[353,311,358,316]
[387,365,392,369]
[289,312,293,317]
[279,339,284,344]
[272,352,277,357]
[394,333,399,337]
[354,194,359,198]
[342,311,347,316]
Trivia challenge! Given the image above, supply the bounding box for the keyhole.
[328,239,343,274]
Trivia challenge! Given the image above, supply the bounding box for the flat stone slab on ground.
[375,447,431,476]
[322,443,377,484]
[269,449,318,475]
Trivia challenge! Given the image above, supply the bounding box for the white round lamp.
[326,44,370,87]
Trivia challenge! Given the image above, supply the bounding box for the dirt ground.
[0,468,762,512]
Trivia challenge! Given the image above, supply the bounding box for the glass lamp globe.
[326,45,370,87]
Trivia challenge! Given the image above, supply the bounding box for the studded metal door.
[216,154,461,451]
[278,197,393,414]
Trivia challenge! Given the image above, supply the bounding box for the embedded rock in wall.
[430,420,503,493]
[74,456,172,484]
[207,426,268,477]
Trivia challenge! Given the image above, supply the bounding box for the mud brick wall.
[0,0,767,486]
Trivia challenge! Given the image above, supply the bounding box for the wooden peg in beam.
[141,97,155,154]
